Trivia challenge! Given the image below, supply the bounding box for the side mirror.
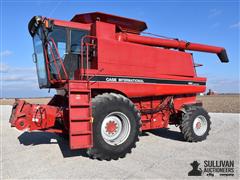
[32,53,37,63]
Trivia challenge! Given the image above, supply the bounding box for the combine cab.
[10,12,228,160]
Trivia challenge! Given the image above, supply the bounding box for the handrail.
[43,37,69,85]
[48,38,69,80]
[80,35,97,80]
[43,45,54,84]
[46,41,62,81]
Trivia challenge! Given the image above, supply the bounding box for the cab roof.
[71,12,147,33]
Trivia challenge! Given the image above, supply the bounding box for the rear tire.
[87,93,141,160]
[181,106,211,142]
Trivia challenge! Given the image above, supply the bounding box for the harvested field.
[0,98,50,105]
[198,95,240,113]
[1,94,239,113]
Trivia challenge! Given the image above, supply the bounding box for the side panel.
[97,38,196,78]
[90,81,206,98]
[131,95,197,131]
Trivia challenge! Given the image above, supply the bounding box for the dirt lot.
[1,94,239,113]
[1,105,239,179]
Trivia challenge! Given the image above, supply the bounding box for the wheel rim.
[101,112,131,146]
[193,115,208,136]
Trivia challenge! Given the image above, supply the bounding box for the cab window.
[70,29,89,54]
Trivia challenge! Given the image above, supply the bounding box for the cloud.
[0,62,53,98]
[1,63,38,92]
[0,63,10,73]
[1,65,39,98]
[207,77,240,93]
[230,21,240,29]
[2,75,37,82]
[12,67,36,73]
[0,62,35,73]
[208,9,222,18]
[0,50,13,57]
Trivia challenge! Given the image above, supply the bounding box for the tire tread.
[181,106,211,142]
[88,93,141,160]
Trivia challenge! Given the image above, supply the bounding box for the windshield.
[33,27,49,88]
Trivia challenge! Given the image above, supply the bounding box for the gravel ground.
[1,105,239,179]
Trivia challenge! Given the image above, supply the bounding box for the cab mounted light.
[35,16,42,24]
[44,19,54,32]
[28,16,54,36]
[28,16,43,36]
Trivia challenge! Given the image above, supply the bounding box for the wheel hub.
[101,112,131,146]
[105,121,118,134]
[196,122,201,129]
[193,115,208,136]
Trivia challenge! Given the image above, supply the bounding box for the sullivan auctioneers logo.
[188,160,235,177]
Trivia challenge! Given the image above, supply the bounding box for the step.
[69,107,90,120]
[70,120,92,126]
[69,82,89,89]
[68,81,92,149]
[70,118,91,122]
[70,89,90,93]
[70,104,90,107]
[71,130,92,135]
[69,94,90,106]
[70,134,92,149]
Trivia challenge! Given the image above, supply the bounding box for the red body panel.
[87,21,206,96]
[90,82,206,97]
[97,39,196,77]
[71,12,147,33]
[53,19,91,31]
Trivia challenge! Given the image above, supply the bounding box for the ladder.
[68,80,93,149]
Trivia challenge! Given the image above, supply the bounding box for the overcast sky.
[0,0,239,98]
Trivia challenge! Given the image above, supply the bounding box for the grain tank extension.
[9,12,228,160]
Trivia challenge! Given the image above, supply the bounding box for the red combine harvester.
[9,12,228,160]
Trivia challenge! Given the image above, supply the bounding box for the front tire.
[181,106,211,142]
[87,93,141,160]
